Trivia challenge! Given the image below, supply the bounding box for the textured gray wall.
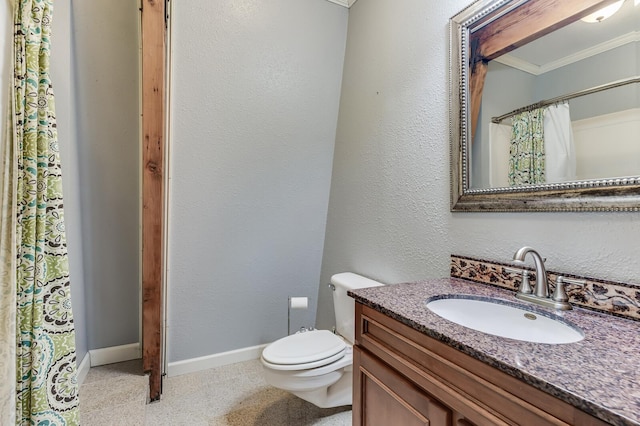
[316,0,640,331]
[168,0,348,362]
[52,0,88,363]
[71,0,140,350]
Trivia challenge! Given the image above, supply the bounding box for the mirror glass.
[450,0,640,211]
[471,0,639,190]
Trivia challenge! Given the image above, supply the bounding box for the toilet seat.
[262,329,347,371]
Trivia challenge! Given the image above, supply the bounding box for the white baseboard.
[167,344,268,377]
[89,343,141,367]
[76,352,91,386]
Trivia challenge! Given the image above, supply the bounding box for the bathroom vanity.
[349,278,640,426]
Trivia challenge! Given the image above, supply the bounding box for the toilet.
[260,272,384,408]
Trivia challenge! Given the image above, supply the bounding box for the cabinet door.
[354,346,453,426]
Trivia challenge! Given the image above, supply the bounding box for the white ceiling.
[496,0,639,74]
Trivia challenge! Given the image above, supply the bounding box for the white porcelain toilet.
[260,272,384,408]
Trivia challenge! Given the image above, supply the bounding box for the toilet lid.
[262,329,346,366]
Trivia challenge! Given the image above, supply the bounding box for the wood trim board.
[140,0,166,402]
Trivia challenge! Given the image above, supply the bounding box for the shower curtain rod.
[491,76,640,124]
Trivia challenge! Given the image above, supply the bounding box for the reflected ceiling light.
[581,0,625,23]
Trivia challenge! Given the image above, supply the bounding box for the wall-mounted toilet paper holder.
[288,296,309,335]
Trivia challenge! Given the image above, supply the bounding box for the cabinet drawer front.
[355,346,452,426]
[355,303,605,426]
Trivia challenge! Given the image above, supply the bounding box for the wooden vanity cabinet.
[352,303,609,426]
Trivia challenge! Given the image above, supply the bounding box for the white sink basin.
[426,296,584,344]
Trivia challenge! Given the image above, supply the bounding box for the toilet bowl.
[260,273,384,408]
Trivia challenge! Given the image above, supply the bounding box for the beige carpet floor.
[79,358,352,425]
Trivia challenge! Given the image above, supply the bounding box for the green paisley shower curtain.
[1,0,80,424]
[508,108,546,186]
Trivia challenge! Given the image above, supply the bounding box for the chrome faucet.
[508,246,585,310]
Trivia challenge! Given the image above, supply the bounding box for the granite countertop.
[349,277,640,426]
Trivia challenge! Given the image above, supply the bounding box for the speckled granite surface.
[349,278,640,426]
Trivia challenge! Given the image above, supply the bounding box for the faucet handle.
[504,267,533,295]
[552,276,586,303]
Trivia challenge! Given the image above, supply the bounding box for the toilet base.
[262,363,353,409]
[290,368,352,408]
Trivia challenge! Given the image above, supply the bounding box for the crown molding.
[495,31,640,75]
[493,54,541,75]
[326,0,358,8]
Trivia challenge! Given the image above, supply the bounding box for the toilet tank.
[331,272,384,344]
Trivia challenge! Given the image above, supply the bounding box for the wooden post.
[469,38,487,143]
[141,0,165,402]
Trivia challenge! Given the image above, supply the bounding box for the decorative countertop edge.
[349,278,640,426]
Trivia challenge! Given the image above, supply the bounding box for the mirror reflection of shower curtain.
[507,103,576,186]
[508,109,545,186]
[544,102,576,183]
